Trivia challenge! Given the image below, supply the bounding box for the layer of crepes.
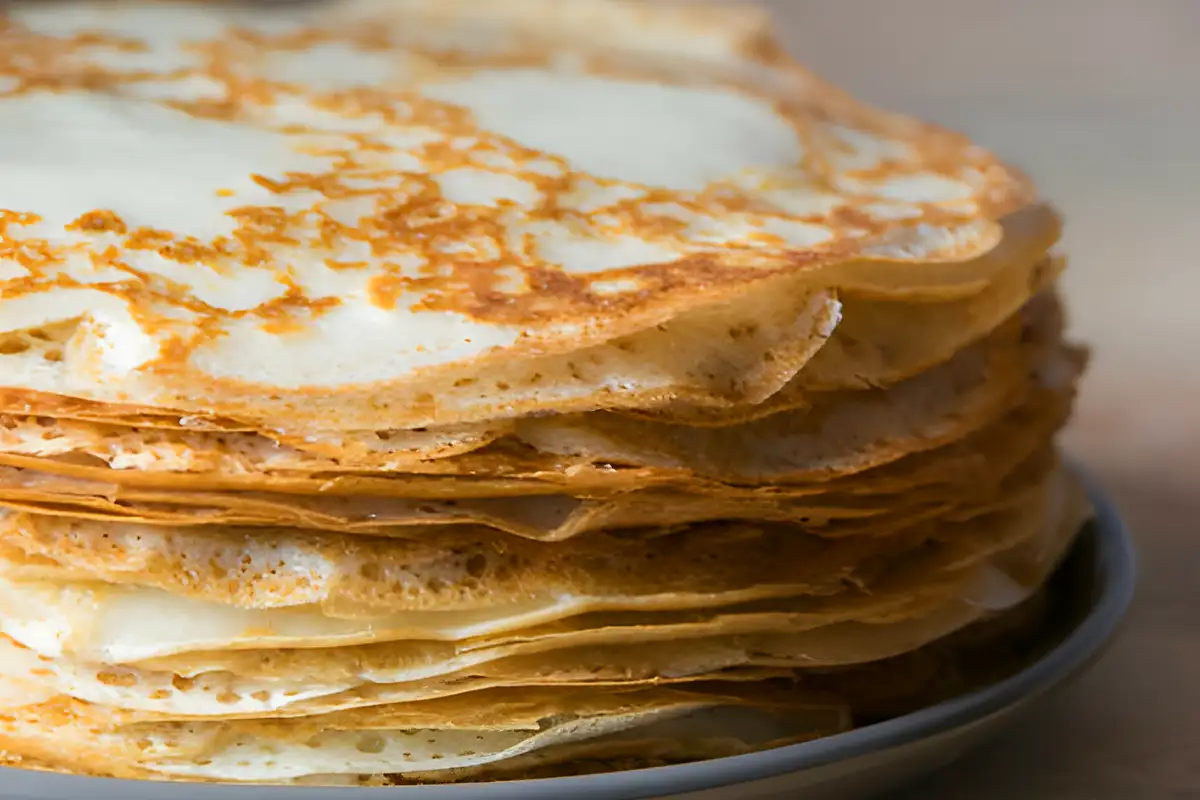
[0,321,1018,482]
[0,452,1055,617]
[0,460,1066,666]
[0,294,1062,499]
[0,479,928,539]
[0,341,1083,528]
[0,475,1087,785]
[0,465,1086,723]
[0,682,851,783]
[0,579,1061,786]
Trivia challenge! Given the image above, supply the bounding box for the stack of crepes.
[0,0,1089,786]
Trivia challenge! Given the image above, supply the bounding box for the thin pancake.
[0,0,1031,429]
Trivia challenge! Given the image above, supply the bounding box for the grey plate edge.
[0,464,1137,800]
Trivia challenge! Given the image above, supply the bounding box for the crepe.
[0,205,1060,438]
[0,0,1036,431]
[0,0,1088,787]
[0,492,1043,660]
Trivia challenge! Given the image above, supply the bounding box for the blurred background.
[755,0,1198,796]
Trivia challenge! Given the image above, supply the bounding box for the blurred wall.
[765,0,1198,114]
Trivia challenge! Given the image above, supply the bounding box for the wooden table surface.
[763,1,1200,796]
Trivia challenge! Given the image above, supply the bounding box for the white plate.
[0,467,1136,800]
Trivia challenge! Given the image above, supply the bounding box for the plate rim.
[0,465,1137,800]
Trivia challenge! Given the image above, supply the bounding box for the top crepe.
[0,0,1038,430]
